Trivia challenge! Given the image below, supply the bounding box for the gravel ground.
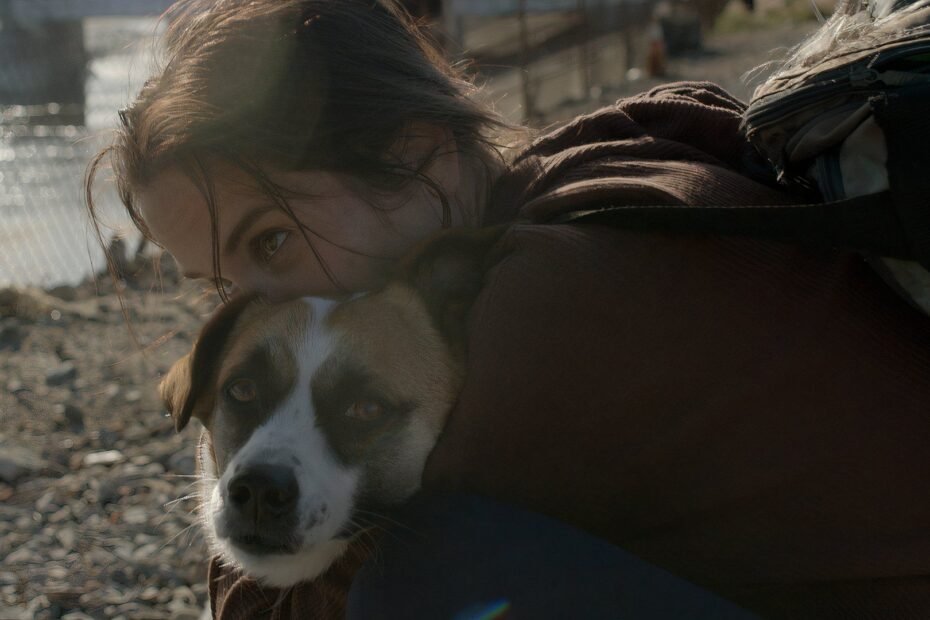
[1,16,817,620]
[1,255,216,620]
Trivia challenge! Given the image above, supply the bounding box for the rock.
[0,603,31,620]
[121,506,147,525]
[45,285,77,302]
[45,587,83,610]
[0,287,89,321]
[96,428,120,450]
[55,526,76,550]
[103,383,121,400]
[48,506,71,524]
[0,442,46,483]
[95,479,121,506]
[5,546,36,564]
[52,404,85,433]
[170,586,198,607]
[61,613,95,620]
[132,542,160,561]
[54,342,73,361]
[83,450,125,467]
[0,288,21,318]
[45,362,77,386]
[34,490,59,513]
[166,452,195,475]
[44,446,72,471]
[0,323,22,351]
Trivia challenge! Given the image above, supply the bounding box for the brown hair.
[86,0,512,297]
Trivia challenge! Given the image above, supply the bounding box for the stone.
[5,546,36,564]
[121,506,147,525]
[95,479,121,506]
[45,362,77,386]
[45,587,83,609]
[34,490,58,513]
[48,506,72,524]
[0,324,22,351]
[170,586,198,607]
[0,604,30,620]
[55,526,75,550]
[169,608,202,620]
[45,286,77,302]
[103,383,121,400]
[166,452,195,476]
[52,404,85,434]
[0,288,21,318]
[132,542,160,561]
[83,450,125,467]
[96,428,120,450]
[0,443,46,483]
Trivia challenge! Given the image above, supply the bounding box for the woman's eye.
[344,400,385,422]
[225,378,258,403]
[257,231,288,262]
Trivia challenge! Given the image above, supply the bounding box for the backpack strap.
[549,191,922,267]
[871,81,930,270]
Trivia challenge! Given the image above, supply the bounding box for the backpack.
[742,0,930,314]
[557,0,930,314]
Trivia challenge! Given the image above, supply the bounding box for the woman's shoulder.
[485,82,800,226]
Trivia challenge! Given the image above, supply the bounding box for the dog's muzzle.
[219,464,302,555]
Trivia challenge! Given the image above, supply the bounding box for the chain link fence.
[0,17,161,289]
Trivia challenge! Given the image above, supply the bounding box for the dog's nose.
[227,464,298,521]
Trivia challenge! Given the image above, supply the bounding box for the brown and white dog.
[159,228,505,587]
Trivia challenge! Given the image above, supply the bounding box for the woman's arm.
[424,222,930,618]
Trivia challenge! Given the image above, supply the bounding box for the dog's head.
[160,228,504,586]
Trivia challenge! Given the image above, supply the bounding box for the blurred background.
[0,0,828,290]
[0,1,829,618]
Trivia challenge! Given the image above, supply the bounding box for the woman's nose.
[223,269,285,302]
[216,265,259,299]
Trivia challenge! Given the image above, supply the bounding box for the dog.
[159,227,505,587]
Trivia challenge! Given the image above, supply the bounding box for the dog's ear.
[397,225,509,347]
[160,352,194,432]
[160,294,260,432]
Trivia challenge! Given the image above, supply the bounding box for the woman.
[86,1,930,618]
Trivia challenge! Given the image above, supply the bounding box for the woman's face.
[137,162,462,301]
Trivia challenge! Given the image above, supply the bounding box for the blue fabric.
[347,494,759,619]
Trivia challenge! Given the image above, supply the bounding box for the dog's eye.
[226,379,258,403]
[344,400,385,421]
